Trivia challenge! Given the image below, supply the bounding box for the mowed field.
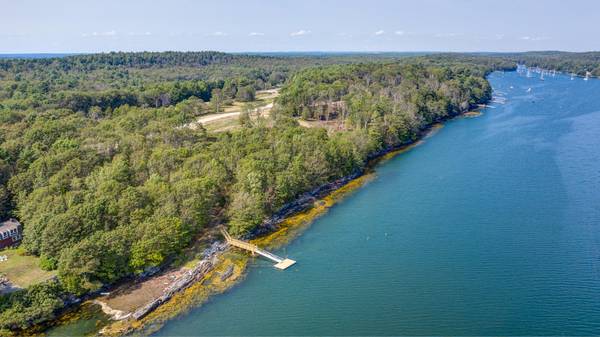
[0,248,56,291]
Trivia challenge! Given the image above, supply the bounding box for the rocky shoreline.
[44,103,488,336]
[97,173,377,336]
[248,172,362,238]
[130,242,227,321]
[94,173,363,326]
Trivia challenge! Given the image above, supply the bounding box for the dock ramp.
[220,228,296,270]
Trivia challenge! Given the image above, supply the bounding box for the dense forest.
[0,50,594,332]
[277,61,495,150]
[0,51,416,114]
[0,52,284,115]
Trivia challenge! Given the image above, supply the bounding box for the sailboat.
[571,73,575,80]
[527,87,532,93]
[526,69,532,78]
[584,71,591,81]
[540,71,545,81]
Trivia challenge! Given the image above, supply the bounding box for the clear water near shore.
[154,71,600,336]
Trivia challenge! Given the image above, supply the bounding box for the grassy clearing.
[203,116,241,132]
[187,88,279,133]
[0,248,56,288]
[222,88,277,113]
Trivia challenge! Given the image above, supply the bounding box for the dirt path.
[194,111,243,125]
[184,89,278,130]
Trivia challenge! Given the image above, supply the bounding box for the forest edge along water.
[10,56,600,334]
[42,93,482,337]
[150,69,600,336]
[33,85,474,337]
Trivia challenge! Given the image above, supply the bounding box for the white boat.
[584,71,591,81]
[527,87,532,93]
[571,73,575,80]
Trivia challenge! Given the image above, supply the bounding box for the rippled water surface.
[151,71,600,335]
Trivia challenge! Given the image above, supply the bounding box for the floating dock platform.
[274,258,296,270]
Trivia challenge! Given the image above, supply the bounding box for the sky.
[1,0,599,53]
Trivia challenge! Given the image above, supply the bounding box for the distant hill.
[0,53,78,59]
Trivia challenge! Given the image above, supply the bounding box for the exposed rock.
[131,242,227,321]
[0,274,20,295]
[220,265,234,281]
[139,266,160,278]
[248,173,360,238]
[93,300,131,320]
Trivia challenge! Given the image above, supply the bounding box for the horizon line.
[0,50,599,56]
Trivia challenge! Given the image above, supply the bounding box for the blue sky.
[2,0,599,53]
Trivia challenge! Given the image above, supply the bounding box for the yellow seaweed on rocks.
[253,173,375,250]
[97,121,451,336]
[99,174,375,337]
[51,113,456,337]
[15,302,109,337]
[100,252,249,337]
[376,140,424,165]
[461,111,483,118]
[373,123,443,167]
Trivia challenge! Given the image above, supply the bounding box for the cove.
[152,71,600,336]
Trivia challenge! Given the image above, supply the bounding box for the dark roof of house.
[0,219,21,233]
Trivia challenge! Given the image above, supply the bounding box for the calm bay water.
[152,71,600,336]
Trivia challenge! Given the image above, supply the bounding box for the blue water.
[150,71,600,335]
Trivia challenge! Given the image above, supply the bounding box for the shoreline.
[39,104,486,336]
[97,114,473,336]
[98,169,379,336]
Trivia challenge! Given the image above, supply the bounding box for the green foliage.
[277,61,495,151]
[39,255,58,271]
[130,216,190,270]
[0,53,502,299]
[0,280,66,331]
[236,85,256,102]
[58,226,134,294]
[5,50,576,332]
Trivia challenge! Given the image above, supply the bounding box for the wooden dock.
[220,228,296,270]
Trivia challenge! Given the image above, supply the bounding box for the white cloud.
[209,31,228,37]
[394,30,405,36]
[374,30,385,36]
[82,30,117,37]
[290,29,310,36]
[520,36,549,41]
[249,32,265,36]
